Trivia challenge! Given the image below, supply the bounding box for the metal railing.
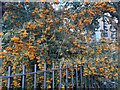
[0,62,118,89]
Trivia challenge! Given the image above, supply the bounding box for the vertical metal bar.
[80,66,83,89]
[7,66,11,90]
[66,63,68,89]
[22,65,26,90]
[76,65,78,88]
[52,63,54,90]
[84,75,86,89]
[93,76,95,89]
[88,75,90,89]
[34,64,37,90]
[71,68,74,90]
[99,77,101,90]
[60,62,62,89]
[91,75,93,88]
[91,75,94,90]
[44,63,46,90]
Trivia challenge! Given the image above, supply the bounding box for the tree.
[1,1,119,89]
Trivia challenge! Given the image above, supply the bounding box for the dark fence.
[0,62,119,89]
